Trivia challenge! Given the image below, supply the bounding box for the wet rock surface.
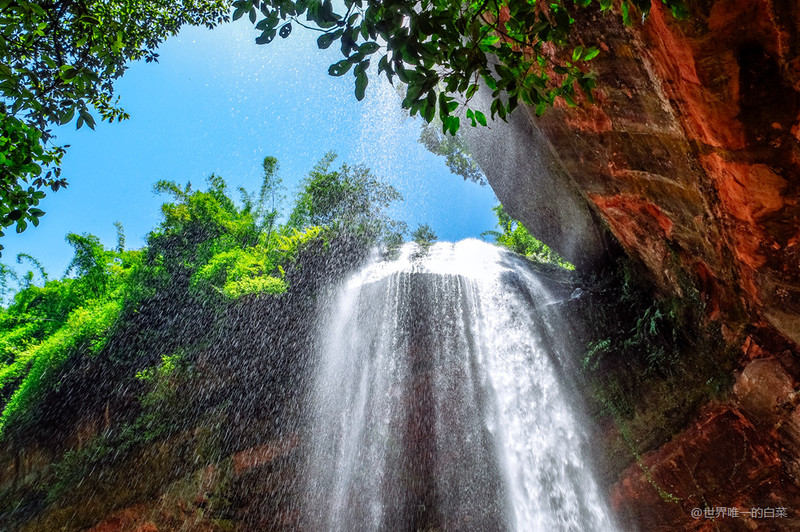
[611,403,800,531]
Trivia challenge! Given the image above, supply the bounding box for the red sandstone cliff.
[534,0,799,345]
[514,1,800,529]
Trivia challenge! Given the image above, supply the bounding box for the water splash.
[303,239,616,530]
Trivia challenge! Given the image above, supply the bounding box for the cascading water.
[303,239,618,531]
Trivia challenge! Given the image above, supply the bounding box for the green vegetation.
[410,223,437,258]
[575,254,738,475]
[0,227,138,434]
[286,151,406,240]
[0,299,122,434]
[245,0,686,134]
[0,0,231,242]
[0,151,413,529]
[1,0,688,241]
[484,204,573,269]
[418,119,484,184]
[0,153,404,440]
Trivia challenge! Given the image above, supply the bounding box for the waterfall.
[303,239,617,531]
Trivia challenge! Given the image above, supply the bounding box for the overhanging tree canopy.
[0,0,230,248]
[241,0,685,132]
[0,0,686,245]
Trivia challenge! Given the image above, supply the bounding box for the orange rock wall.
[508,0,800,529]
[529,0,800,345]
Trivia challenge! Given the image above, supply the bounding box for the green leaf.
[621,1,632,25]
[60,66,78,80]
[348,52,366,64]
[442,115,453,134]
[359,42,380,54]
[378,54,390,74]
[79,109,96,130]
[447,116,459,135]
[671,2,689,19]
[479,34,500,50]
[423,102,435,122]
[583,47,600,61]
[435,93,448,120]
[395,63,409,83]
[474,110,487,127]
[317,32,337,49]
[279,23,292,38]
[354,59,370,76]
[497,101,507,120]
[59,106,76,125]
[355,71,368,100]
[572,45,584,61]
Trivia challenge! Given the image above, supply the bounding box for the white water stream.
[303,240,617,531]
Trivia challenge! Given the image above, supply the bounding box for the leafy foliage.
[574,253,738,472]
[418,118,484,184]
[254,156,283,240]
[142,172,266,300]
[0,153,406,438]
[287,151,406,243]
[484,204,573,269]
[0,0,231,241]
[191,247,286,299]
[0,231,137,436]
[411,223,437,258]
[380,229,404,260]
[189,225,328,300]
[0,114,60,249]
[0,298,122,435]
[244,0,686,134]
[582,304,678,374]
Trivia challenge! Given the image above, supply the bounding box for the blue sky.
[3,20,499,277]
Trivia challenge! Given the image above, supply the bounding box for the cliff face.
[459,86,612,271]
[531,0,800,345]
[493,0,800,529]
